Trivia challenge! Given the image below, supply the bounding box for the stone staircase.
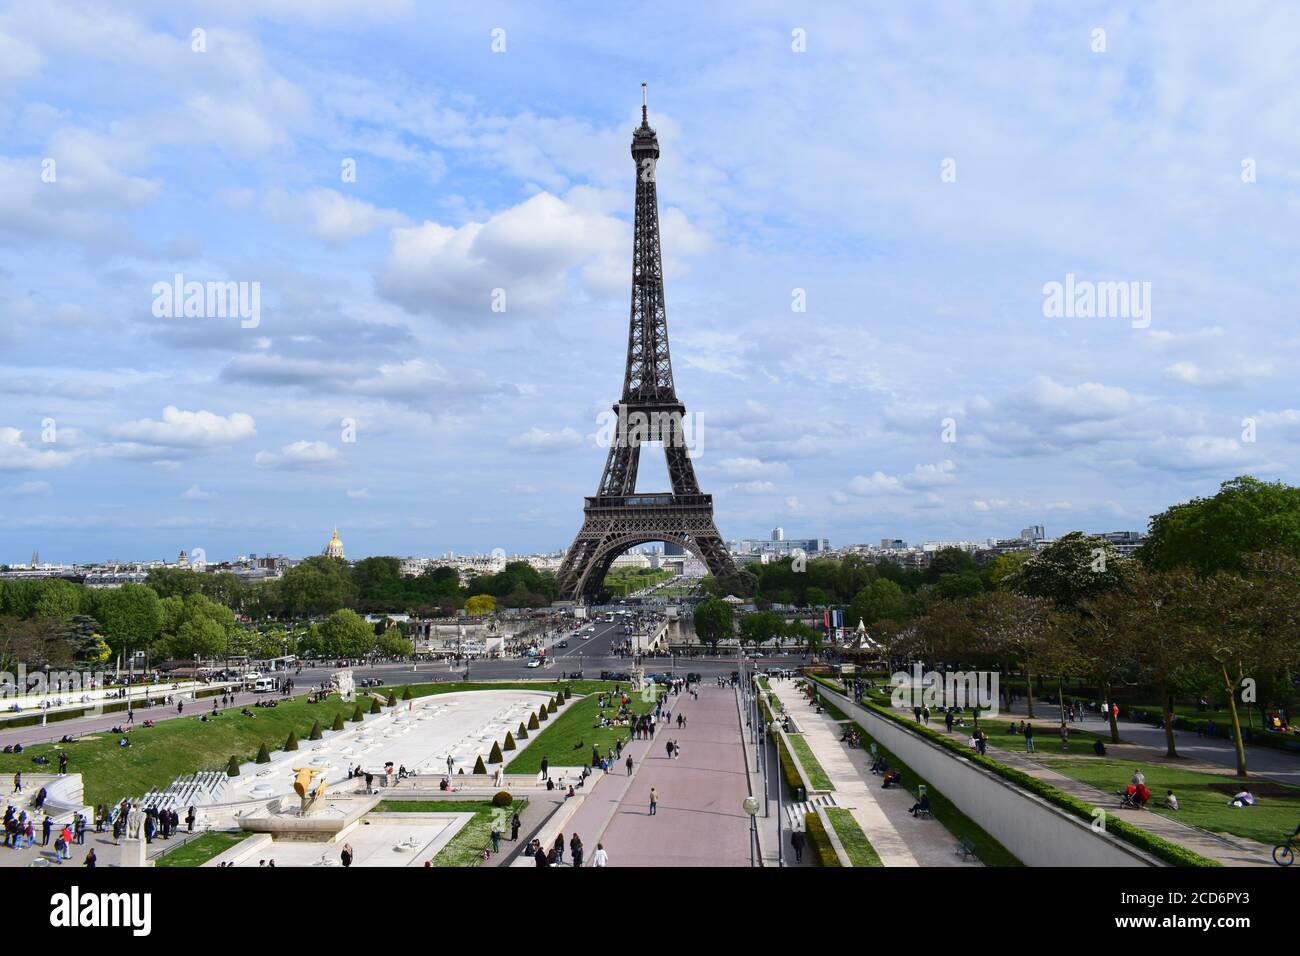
[138,770,228,812]
[785,793,838,828]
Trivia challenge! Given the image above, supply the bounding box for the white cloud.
[265,188,407,247]
[180,484,214,500]
[508,427,583,453]
[254,441,340,470]
[110,407,256,447]
[0,428,74,471]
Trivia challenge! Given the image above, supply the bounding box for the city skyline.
[3,3,1298,563]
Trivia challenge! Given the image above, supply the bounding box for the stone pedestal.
[117,835,150,867]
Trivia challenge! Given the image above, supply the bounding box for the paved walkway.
[772,682,972,867]
[869,694,1274,866]
[563,684,752,867]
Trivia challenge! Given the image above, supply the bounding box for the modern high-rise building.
[771,526,784,542]
[1019,525,1046,541]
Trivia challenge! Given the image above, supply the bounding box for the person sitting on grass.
[1164,790,1179,810]
[1229,790,1256,808]
[1093,738,1107,757]
[909,793,931,817]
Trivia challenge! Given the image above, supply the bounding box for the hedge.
[492,790,513,807]
[806,676,1218,868]
[774,734,805,801]
[803,812,839,866]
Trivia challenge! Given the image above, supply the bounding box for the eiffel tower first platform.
[555,87,738,602]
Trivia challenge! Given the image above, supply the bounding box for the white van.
[253,677,276,693]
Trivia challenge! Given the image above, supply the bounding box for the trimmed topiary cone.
[226,755,240,777]
[350,704,365,722]
[503,731,516,751]
[284,730,299,751]
[563,686,572,700]
[333,713,346,731]
[489,741,504,764]
[309,720,323,741]
[255,743,270,764]
[537,707,548,723]
[547,699,558,714]
[386,692,397,707]
[402,687,413,701]
[369,697,382,714]
[518,721,529,739]
[473,755,487,775]
[527,714,539,731]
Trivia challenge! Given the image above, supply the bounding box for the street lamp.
[743,795,760,866]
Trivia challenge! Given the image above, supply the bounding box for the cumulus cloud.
[265,188,407,247]
[110,407,256,447]
[508,427,583,453]
[254,441,341,469]
[0,428,75,471]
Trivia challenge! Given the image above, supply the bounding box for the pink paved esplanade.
[559,684,753,867]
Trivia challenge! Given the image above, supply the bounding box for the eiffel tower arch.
[556,87,737,602]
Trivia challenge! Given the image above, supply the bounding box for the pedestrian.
[540,757,549,781]
[490,823,501,854]
[673,740,680,759]
[42,815,52,847]
[83,848,97,867]
[11,772,19,794]
[1025,723,1036,754]
[790,828,805,863]
[340,843,354,867]
[665,740,674,760]
[186,805,196,833]
[649,788,658,816]
[592,842,608,867]
[570,833,584,867]
[625,755,633,776]
[553,832,565,864]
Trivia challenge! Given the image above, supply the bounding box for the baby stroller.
[1119,783,1151,810]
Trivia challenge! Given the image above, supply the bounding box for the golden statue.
[293,767,327,814]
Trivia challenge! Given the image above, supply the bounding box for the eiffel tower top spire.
[624,85,672,404]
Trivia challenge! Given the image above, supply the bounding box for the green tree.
[464,594,496,617]
[98,584,164,659]
[692,597,734,651]
[1008,531,1134,611]
[318,609,375,658]
[277,556,355,617]
[1141,476,1300,575]
[849,579,907,627]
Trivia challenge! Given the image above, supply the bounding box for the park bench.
[955,837,978,862]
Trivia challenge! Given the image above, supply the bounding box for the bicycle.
[1273,832,1298,867]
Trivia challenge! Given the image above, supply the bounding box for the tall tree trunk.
[1221,662,1248,778]
[1102,678,1119,743]
[1161,686,1178,758]
[1025,669,1036,719]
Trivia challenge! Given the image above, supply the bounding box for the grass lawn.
[817,695,1022,866]
[786,733,835,792]
[154,830,250,867]
[824,807,883,867]
[0,679,615,808]
[505,686,657,774]
[1042,757,1300,847]
[376,798,528,867]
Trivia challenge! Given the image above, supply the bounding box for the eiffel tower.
[556,87,737,602]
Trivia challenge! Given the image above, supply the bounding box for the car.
[526,659,542,668]
[581,634,591,640]
[556,641,568,649]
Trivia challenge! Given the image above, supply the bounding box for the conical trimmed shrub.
[517,721,529,739]
[529,713,540,729]
[489,741,504,764]
[473,755,487,774]
[350,704,365,722]
[503,731,516,751]
[284,730,299,751]
[402,687,413,701]
[332,713,346,731]
[309,720,323,741]
[386,692,397,707]
[537,707,548,723]
[255,743,270,764]
[369,697,381,714]
[226,755,240,777]
[547,699,558,714]
[563,686,572,700]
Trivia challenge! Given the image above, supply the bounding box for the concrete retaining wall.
[816,685,1162,867]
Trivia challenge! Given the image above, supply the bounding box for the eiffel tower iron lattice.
[556,87,738,602]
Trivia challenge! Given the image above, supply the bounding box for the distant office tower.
[1020,525,1045,541]
[771,526,784,542]
[880,538,906,550]
[663,542,686,556]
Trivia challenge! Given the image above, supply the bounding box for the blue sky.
[2,1,1299,563]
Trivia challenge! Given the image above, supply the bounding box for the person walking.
[83,848,97,867]
[665,739,674,760]
[1024,723,1036,754]
[790,828,805,863]
[592,842,608,867]
[625,755,633,776]
[41,814,52,847]
[570,833,583,867]
[340,843,354,867]
[490,823,501,854]
[12,772,20,794]
[649,788,658,816]
[540,757,549,781]
[553,833,565,864]
[186,805,196,833]
[510,812,521,842]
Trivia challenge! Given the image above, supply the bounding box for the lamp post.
[743,795,760,867]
